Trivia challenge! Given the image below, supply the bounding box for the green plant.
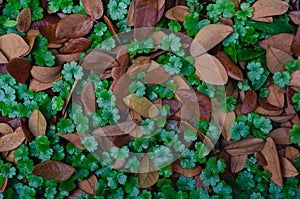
[220,96,237,112]
[290,125,300,146]
[207,0,236,20]
[273,71,290,88]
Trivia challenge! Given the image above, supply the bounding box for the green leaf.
[81,136,98,152]
[273,71,290,88]
[237,49,265,61]
[290,125,300,146]
[251,17,294,35]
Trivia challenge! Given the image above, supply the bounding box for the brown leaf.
[251,0,289,19]
[241,90,257,114]
[258,97,282,111]
[82,0,104,20]
[266,47,293,73]
[255,106,283,116]
[171,75,191,90]
[172,160,201,177]
[103,15,119,37]
[266,115,296,123]
[290,11,300,25]
[225,138,265,156]
[0,127,25,152]
[290,70,300,87]
[252,16,274,23]
[285,146,300,160]
[20,119,34,142]
[92,121,137,136]
[261,137,283,186]
[55,14,94,39]
[55,53,81,65]
[31,65,62,83]
[31,15,61,30]
[56,133,85,150]
[28,109,47,137]
[0,123,13,135]
[59,38,92,54]
[111,48,129,81]
[17,8,31,32]
[194,54,228,85]
[81,82,97,114]
[259,33,294,55]
[80,49,115,71]
[29,75,62,92]
[144,65,171,85]
[213,109,235,141]
[78,175,98,195]
[127,56,151,76]
[267,85,285,108]
[269,128,291,145]
[123,94,159,118]
[7,57,31,84]
[165,5,189,22]
[163,99,182,116]
[32,160,76,182]
[175,89,212,121]
[138,156,159,188]
[0,34,30,60]
[0,51,8,64]
[67,189,84,199]
[39,24,67,44]
[255,151,267,166]
[280,157,299,177]
[190,24,233,57]
[231,155,248,173]
[134,0,158,28]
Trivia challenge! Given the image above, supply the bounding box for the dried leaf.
[127,56,151,76]
[251,0,289,19]
[134,0,158,28]
[165,5,189,22]
[0,33,30,60]
[17,8,31,32]
[92,121,137,136]
[56,133,85,150]
[258,97,282,111]
[67,189,84,199]
[290,70,300,87]
[31,15,60,30]
[241,90,257,114]
[259,33,294,55]
[138,156,159,188]
[81,82,96,114]
[285,146,300,160]
[172,160,201,177]
[231,155,248,173]
[0,51,8,64]
[28,109,47,137]
[80,49,115,71]
[29,75,62,92]
[290,11,300,25]
[266,47,293,73]
[225,138,265,156]
[31,65,62,83]
[55,14,94,39]
[213,110,235,141]
[82,0,104,20]
[190,24,233,57]
[194,54,228,85]
[267,85,285,108]
[123,94,159,118]
[7,57,31,84]
[59,38,92,54]
[55,53,80,65]
[269,128,291,145]
[255,106,283,116]
[0,123,13,135]
[280,157,299,177]
[20,119,34,142]
[261,137,283,186]
[78,175,98,195]
[0,127,25,152]
[266,115,296,123]
[144,66,170,85]
[255,151,267,166]
[251,16,274,23]
[32,160,76,182]
[39,24,67,44]
[111,48,129,81]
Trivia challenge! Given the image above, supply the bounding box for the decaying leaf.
[285,146,300,160]
[190,24,233,57]
[251,0,289,19]
[255,106,283,116]
[138,156,159,188]
[241,90,257,114]
[267,85,285,108]
[266,47,293,73]
[290,11,300,25]
[259,33,294,54]
[7,57,31,84]
[82,0,104,20]
[266,114,296,123]
[144,65,170,85]
[0,51,8,64]
[92,121,137,136]
[213,109,236,141]
[111,48,129,81]
[17,8,31,32]
[55,53,81,65]
[290,70,300,87]
[28,109,47,137]
[59,38,92,54]
[78,175,98,195]
[39,24,67,44]
[231,155,248,173]
[127,56,151,76]
[261,137,283,186]
[32,160,76,182]
[29,75,62,92]
[56,133,85,150]
[0,127,25,152]
[0,123,13,135]
[165,5,189,22]
[292,26,300,56]
[80,49,115,71]
[81,82,97,114]
[0,33,30,60]
[269,128,291,145]
[280,157,299,178]
[31,65,62,83]
[134,0,158,28]
[225,138,265,156]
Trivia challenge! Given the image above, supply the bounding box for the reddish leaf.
[103,15,119,37]
[32,160,76,182]
[67,189,84,199]
[163,99,182,115]
[290,11,300,25]
[82,0,104,20]
[292,26,300,56]
[225,138,265,156]
[31,15,60,30]
[134,0,158,28]
[259,33,294,55]
[285,146,300,160]
[39,24,66,44]
[258,97,282,111]
[17,8,31,32]
[56,133,85,150]
[59,38,92,54]
[55,53,81,65]
[127,56,151,76]
[255,106,283,116]
[20,119,34,142]
[111,48,129,81]
[0,34,30,60]
[241,90,257,114]
[269,128,291,145]
[78,175,98,195]
[7,57,31,84]
[266,115,296,123]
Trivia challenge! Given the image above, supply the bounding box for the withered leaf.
[231,155,248,173]
[55,53,81,65]
[55,14,94,39]
[82,0,104,20]
[20,119,34,142]
[67,189,84,199]
[241,90,257,114]
[56,133,85,150]
[251,16,274,23]
[255,151,267,166]
[111,48,129,81]
[127,56,151,76]
[251,0,289,19]
[165,5,189,22]
[259,33,294,55]
[175,89,212,121]
[0,123,13,135]
[0,127,25,152]
[59,38,92,54]
[190,24,233,57]
[39,24,67,44]
[32,160,75,182]
[29,75,62,92]
[144,66,170,85]
[0,33,30,60]
[134,0,158,28]
[138,156,159,188]
[172,160,201,177]
[123,94,159,118]
[280,157,299,178]
[78,175,98,195]
[261,137,283,186]
[269,128,291,145]
[0,50,8,64]
[92,121,137,136]
[81,82,96,114]
[80,49,115,71]
[255,106,283,116]
[28,109,47,137]
[266,114,296,123]
[292,26,300,56]
[290,70,300,87]
[225,138,265,156]
[17,8,31,32]
[285,146,300,160]
[290,11,300,25]
[194,54,228,85]
[171,75,190,90]
[267,85,285,108]
[31,65,62,83]
[7,57,31,84]
[258,97,282,111]
[266,47,293,73]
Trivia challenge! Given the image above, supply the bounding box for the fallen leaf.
[171,75,191,90]
[144,65,170,85]
[269,128,291,145]
[67,189,84,199]
[266,115,296,123]
[285,146,300,160]
[28,109,47,137]
[0,33,30,60]
[172,160,201,177]
[190,24,233,57]
[255,151,267,166]
[32,160,76,182]
[113,159,127,170]
[81,82,97,114]
[259,33,294,55]
[31,15,60,30]
[134,0,158,28]
[255,106,283,116]
[55,14,94,39]
[30,65,62,83]
[20,119,34,142]
[241,90,257,114]
[258,97,282,111]
[17,8,31,32]
[231,155,248,173]
[163,99,182,116]
[213,109,236,141]
[165,5,189,22]
[261,137,283,186]
[280,157,299,177]
[127,56,151,76]
[111,48,129,81]
[0,123,13,135]
[59,38,92,54]
[78,175,98,195]
[80,49,115,71]
[0,127,25,152]
[138,156,159,188]
[266,47,293,73]
[82,0,104,20]
[55,53,81,65]
[290,70,300,87]
[251,0,289,19]
[0,51,8,64]
[290,11,300,25]
[7,57,31,84]
[194,54,228,85]
[56,133,85,150]
[292,26,300,56]
[29,75,62,92]
[92,121,137,136]
[23,36,35,56]
[251,16,274,23]
[267,85,285,108]
[225,138,265,156]
[123,94,159,118]
[39,24,67,44]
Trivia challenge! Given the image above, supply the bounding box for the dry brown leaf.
[290,70,300,87]
[231,155,248,173]
[82,0,104,20]
[269,128,291,145]
[258,97,282,111]
[292,26,300,56]
[255,151,267,166]
[20,119,34,142]
[80,49,115,71]
[39,24,67,44]
[266,47,293,73]
[267,85,285,108]
[123,94,159,118]
[23,36,35,56]
[255,106,283,116]
[92,121,136,137]
[127,56,151,76]
[56,133,85,150]
[225,138,265,156]
[285,101,300,124]
[134,0,158,29]
[171,75,190,90]
[165,5,189,22]
[138,156,159,188]
[111,47,129,85]
[7,57,31,84]
[261,137,283,186]
[32,160,76,182]
[67,189,84,199]
[172,160,201,177]
[0,50,8,64]
[285,146,300,160]
[55,53,81,65]
[103,15,119,37]
[144,66,170,85]
[0,33,30,60]
[31,65,62,83]
[29,75,62,92]
[0,127,25,152]
[241,90,257,114]
[81,82,97,114]
[28,109,47,137]
[213,110,235,141]
[78,175,98,195]
[290,11,300,25]
[280,157,299,177]
[259,33,294,55]
[194,54,228,85]
[59,38,92,54]
[17,8,31,32]
[190,24,233,57]
[266,115,296,123]
[0,123,13,135]
[252,16,273,23]
[251,0,289,19]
